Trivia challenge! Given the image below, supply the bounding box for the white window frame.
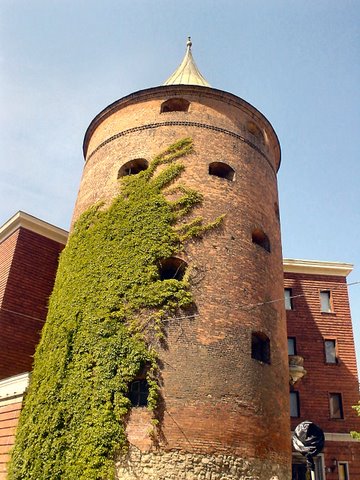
[288,337,296,356]
[284,288,293,310]
[320,289,333,313]
[324,338,337,364]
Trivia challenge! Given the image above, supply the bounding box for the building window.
[324,339,337,364]
[118,158,149,178]
[284,288,293,310]
[208,162,235,181]
[290,391,300,418]
[320,290,333,313]
[329,393,344,419]
[251,228,271,253]
[288,337,297,356]
[160,98,190,113]
[158,257,187,281]
[251,332,271,364]
[129,379,149,407]
[338,462,349,480]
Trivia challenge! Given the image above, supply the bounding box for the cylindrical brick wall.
[74,85,291,479]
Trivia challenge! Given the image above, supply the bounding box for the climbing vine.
[9,138,223,480]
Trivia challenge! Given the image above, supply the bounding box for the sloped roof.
[164,37,210,87]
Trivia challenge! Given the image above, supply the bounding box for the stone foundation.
[116,447,290,480]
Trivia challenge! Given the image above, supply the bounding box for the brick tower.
[73,39,291,479]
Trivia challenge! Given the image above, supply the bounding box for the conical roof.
[164,37,210,87]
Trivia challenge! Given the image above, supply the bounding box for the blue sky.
[1,1,360,372]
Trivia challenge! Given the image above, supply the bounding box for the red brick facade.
[0,213,66,380]
[0,400,22,480]
[284,260,360,478]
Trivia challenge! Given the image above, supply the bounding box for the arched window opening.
[129,379,149,407]
[252,228,271,253]
[160,98,190,113]
[118,158,148,178]
[159,257,187,281]
[251,332,271,364]
[247,121,265,143]
[209,162,235,181]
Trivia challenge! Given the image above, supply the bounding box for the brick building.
[284,259,360,479]
[0,212,67,479]
[0,41,359,479]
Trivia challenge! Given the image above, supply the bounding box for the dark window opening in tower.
[129,379,149,407]
[251,332,271,364]
[208,162,235,181]
[252,228,271,253]
[159,257,187,281]
[160,98,190,113]
[118,158,149,178]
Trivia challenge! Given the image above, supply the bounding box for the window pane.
[325,339,337,363]
[284,289,293,310]
[338,463,349,480]
[129,379,149,407]
[320,290,332,312]
[290,392,299,417]
[329,393,343,419]
[288,338,296,356]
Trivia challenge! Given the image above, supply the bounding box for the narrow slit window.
[284,288,293,310]
[252,228,271,253]
[160,98,190,113]
[324,339,337,364]
[129,379,149,407]
[251,332,270,364]
[290,391,300,417]
[159,257,187,281]
[118,158,149,178]
[329,392,343,419]
[208,162,235,181]
[320,290,333,313]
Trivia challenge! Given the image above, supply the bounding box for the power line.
[2,281,359,325]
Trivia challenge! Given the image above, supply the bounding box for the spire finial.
[163,37,210,87]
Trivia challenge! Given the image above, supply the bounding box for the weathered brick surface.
[116,446,289,480]
[285,271,360,473]
[75,85,291,478]
[0,227,64,379]
[0,401,22,478]
[322,441,360,478]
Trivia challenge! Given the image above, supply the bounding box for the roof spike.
[163,37,210,87]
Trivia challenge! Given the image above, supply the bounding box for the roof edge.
[283,258,353,277]
[82,84,281,170]
[0,372,30,403]
[0,211,68,245]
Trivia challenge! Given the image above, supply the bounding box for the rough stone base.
[116,447,291,480]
